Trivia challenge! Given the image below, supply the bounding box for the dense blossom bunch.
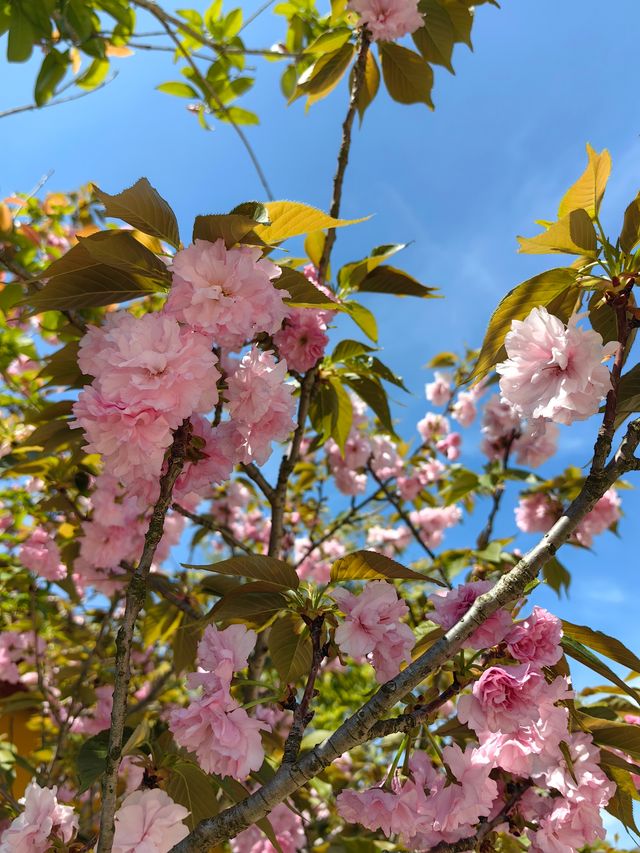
[0,782,77,852]
[497,307,617,425]
[169,623,270,778]
[332,581,416,682]
[348,0,423,41]
[0,630,44,684]
[231,802,306,853]
[515,488,621,546]
[430,580,512,649]
[480,394,559,467]
[166,238,287,348]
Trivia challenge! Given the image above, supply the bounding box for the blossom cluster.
[337,584,615,851]
[169,623,270,778]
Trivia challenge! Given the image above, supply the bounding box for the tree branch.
[171,419,640,852]
[172,502,253,555]
[0,75,116,120]
[97,421,192,853]
[476,433,517,551]
[282,616,326,763]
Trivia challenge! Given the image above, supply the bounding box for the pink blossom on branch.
[0,781,78,853]
[19,526,66,581]
[112,788,189,853]
[331,581,415,682]
[348,0,423,42]
[166,238,287,349]
[273,307,329,373]
[429,580,512,650]
[425,372,452,407]
[505,606,563,667]
[496,307,617,425]
[231,801,306,853]
[188,623,256,697]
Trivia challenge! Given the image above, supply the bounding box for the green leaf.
[355,265,439,298]
[343,374,393,433]
[309,379,340,444]
[229,201,270,224]
[469,267,579,382]
[327,376,353,452]
[255,201,367,244]
[557,144,611,220]
[157,81,200,98]
[440,468,479,505]
[165,760,219,829]
[210,586,288,627]
[343,301,378,342]
[192,213,260,247]
[620,194,640,255]
[543,556,571,597]
[304,27,352,53]
[561,620,640,673]
[332,339,376,362]
[614,363,640,426]
[330,549,440,583]
[7,1,34,62]
[355,49,380,123]
[185,555,299,590]
[77,230,171,285]
[275,266,337,308]
[76,58,109,90]
[77,729,132,793]
[517,208,597,256]
[94,178,180,249]
[379,43,434,107]
[413,0,455,71]
[268,613,313,682]
[297,43,355,105]
[172,615,201,675]
[35,48,68,106]
[562,637,640,706]
[444,0,473,47]
[606,786,640,835]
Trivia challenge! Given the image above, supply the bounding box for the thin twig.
[282,615,326,762]
[97,421,191,853]
[133,0,274,199]
[0,75,116,120]
[172,502,253,554]
[476,433,517,551]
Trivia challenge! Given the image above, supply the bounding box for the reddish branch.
[282,615,327,762]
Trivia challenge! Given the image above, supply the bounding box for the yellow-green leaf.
[164,760,219,830]
[379,42,434,107]
[185,555,299,589]
[297,43,355,106]
[469,268,579,382]
[304,27,352,54]
[275,266,338,308]
[557,143,611,220]
[517,209,597,256]
[562,620,640,673]
[255,201,366,243]
[413,0,455,72]
[93,178,180,249]
[620,194,640,255]
[355,49,380,122]
[268,613,313,682]
[330,550,441,583]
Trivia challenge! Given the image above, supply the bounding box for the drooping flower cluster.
[480,394,558,467]
[515,487,621,547]
[331,581,415,682]
[497,307,617,426]
[169,623,270,778]
[231,801,306,853]
[429,580,512,650]
[0,781,78,853]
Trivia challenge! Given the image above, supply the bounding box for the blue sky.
[3,1,640,840]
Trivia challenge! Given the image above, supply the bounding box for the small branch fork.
[171,418,640,852]
[282,615,326,763]
[96,421,192,853]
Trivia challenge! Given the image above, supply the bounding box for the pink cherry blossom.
[513,420,559,467]
[506,606,563,666]
[425,372,452,407]
[72,386,174,485]
[429,581,512,650]
[225,347,296,465]
[573,487,621,547]
[112,788,189,853]
[366,524,411,558]
[436,432,461,460]
[188,623,256,696]
[166,238,287,348]
[332,581,415,682]
[169,693,269,778]
[79,312,219,426]
[417,412,449,443]
[231,801,306,853]
[515,493,561,534]
[273,307,329,372]
[0,631,44,684]
[70,684,113,734]
[172,416,240,502]
[0,781,78,853]
[370,434,403,479]
[19,526,66,581]
[337,787,398,837]
[451,391,477,427]
[408,505,462,550]
[348,0,423,41]
[496,308,617,425]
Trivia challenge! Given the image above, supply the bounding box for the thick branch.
[171,420,640,852]
[97,421,191,853]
